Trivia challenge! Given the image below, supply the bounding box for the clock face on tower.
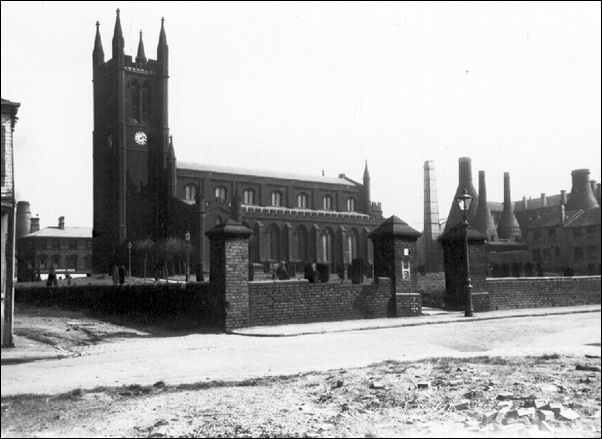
[134,131,147,146]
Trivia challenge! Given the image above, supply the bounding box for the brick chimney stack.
[560,190,567,206]
[540,193,547,208]
[30,216,40,233]
[58,216,65,230]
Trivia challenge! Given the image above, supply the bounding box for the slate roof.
[177,161,357,187]
[20,227,92,239]
[564,207,601,228]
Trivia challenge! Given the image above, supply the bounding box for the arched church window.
[297,193,308,208]
[67,255,78,270]
[215,186,227,202]
[141,82,151,122]
[243,189,256,205]
[322,195,333,210]
[271,191,282,207]
[129,80,140,122]
[320,229,333,262]
[39,254,47,271]
[185,184,197,201]
[346,197,356,212]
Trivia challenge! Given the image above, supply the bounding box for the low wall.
[396,293,422,316]
[248,277,393,326]
[15,282,222,328]
[485,276,601,311]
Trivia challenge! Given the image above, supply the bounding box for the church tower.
[92,10,171,272]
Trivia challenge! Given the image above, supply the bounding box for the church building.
[92,10,384,277]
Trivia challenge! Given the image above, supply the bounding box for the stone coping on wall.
[248,279,310,285]
[485,275,601,281]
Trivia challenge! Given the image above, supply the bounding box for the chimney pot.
[58,216,65,230]
[541,193,547,207]
[560,190,567,205]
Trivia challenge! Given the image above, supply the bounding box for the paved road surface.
[1,312,600,397]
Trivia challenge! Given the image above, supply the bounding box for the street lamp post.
[185,231,191,282]
[127,241,132,279]
[456,187,474,317]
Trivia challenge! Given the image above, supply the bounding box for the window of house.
[38,240,47,250]
[243,189,256,205]
[297,193,308,209]
[533,231,541,241]
[587,227,597,239]
[185,184,197,201]
[84,255,92,270]
[543,249,551,262]
[52,254,61,268]
[572,228,583,239]
[547,229,556,240]
[271,191,282,207]
[215,186,227,202]
[346,197,356,212]
[532,249,541,261]
[69,240,77,250]
[86,240,92,249]
[52,240,60,250]
[322,195,333,210]
[574,247,584,261]
[555,246,560,257]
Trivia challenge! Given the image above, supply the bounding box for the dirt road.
[2,310,600,397]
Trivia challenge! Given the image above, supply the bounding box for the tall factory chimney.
[497,172,522,241]
[473,171,498,241]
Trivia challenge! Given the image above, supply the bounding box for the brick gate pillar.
[206,218,252,331]
[438,223,488,310]
[368,216,422,317]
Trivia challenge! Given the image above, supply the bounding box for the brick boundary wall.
[485,275,601,311]
[15,282,222,328]
[472,292,490,312]
[396,293,422,317]
[247,277,393,326]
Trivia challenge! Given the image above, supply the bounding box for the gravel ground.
[2,354,600,438]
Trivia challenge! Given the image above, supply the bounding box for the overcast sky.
[2,1,600,230]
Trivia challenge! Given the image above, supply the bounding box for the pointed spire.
[136,30,146,63]
[167,135,176,198]
[93,21,105,67]
[157,16,168,67]
[363,160,370,181]
[168,135,175,159]
[112,8,124,62]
